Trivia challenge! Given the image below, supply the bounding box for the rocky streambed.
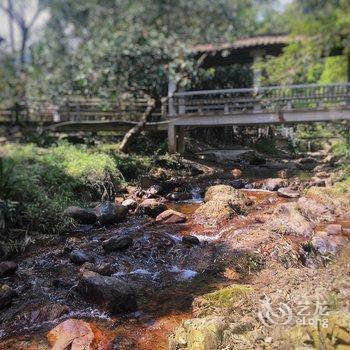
[0,154,349,350]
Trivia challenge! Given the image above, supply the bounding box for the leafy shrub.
[0,143,122,237]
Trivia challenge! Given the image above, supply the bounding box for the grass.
[202,284,252,308]
[0,142,124,255]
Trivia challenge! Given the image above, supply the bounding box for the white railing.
[167,82,350,117]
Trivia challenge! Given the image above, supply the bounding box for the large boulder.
[139,199,167,218]
[93,201,127,226]
[76,271,137,314]
[267,202,314,237]
[169,316,228,350]
[156,209,187,224]
[0,261,18,278]
[195,185,251,225]
[102,236,133,252]
[63,206,98,225]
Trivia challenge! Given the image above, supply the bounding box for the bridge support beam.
[168,123,177,153]
[168,124,186,153]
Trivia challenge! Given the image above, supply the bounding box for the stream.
[0,167,348,350]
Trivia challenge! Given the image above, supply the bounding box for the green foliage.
[319,56,348,84]
[202,284,252,308]
[254,137,278,155]
[1,143,122,235]
[259,0,350,85]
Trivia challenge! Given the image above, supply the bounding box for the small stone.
[156,209,187,224]
[182,236,200,246]
[122,198,138,211]
[69,250,93,265]
[0,261,18,278]
[102,236,133,252]
[139,199,167,218]
[231,168,242,178]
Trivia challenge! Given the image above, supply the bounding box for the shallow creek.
[0,178,348,350]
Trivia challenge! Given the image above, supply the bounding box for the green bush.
[0,143,122,237]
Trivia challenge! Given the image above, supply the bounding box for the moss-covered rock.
[169,316,228,350]
[195,185,251,225]
[284,312,350,349]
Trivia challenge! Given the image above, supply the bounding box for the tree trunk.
[119,98,156,153]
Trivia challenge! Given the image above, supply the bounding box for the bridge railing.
[168,82,350,117]
[0,98,163,124]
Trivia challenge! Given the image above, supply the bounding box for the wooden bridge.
[1,82,349,153]
[166,82,350,152]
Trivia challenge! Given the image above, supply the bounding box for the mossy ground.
[202,284,252,308]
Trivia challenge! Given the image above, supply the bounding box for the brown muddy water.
[0,182,348,350]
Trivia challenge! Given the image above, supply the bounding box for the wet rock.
[166,190,192,201]
[69,250,93,265]
[93,201,127,226]
[140,176,157,189]
[139,198,167,217]
[53,277,75,289]
[169,316,228,350]
[102,236,133,252]
[249,155,266,166]
[182,236,200,246]
[63,206,98,225]
[261,178,288,191]
[145,184,163,198]
[326,224,342,235]
[93,262,114,276]
[268,202,314,237]
[76,271,137,314]
[277,187,300,198]
[122,198,137,211]
[27,303,69,324]
[0,284,17,309]
[230,179,246,189]
[0,261,18,278]
[156,209,187,224]
[47,318,94,350]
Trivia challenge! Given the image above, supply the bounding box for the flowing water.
[0,169,348,350]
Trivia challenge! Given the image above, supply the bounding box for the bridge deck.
[167,83,350,152]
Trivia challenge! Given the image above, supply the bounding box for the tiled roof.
[191,34,295,53]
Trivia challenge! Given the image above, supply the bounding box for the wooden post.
[177,126,185,153]
[168,122,177,153]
